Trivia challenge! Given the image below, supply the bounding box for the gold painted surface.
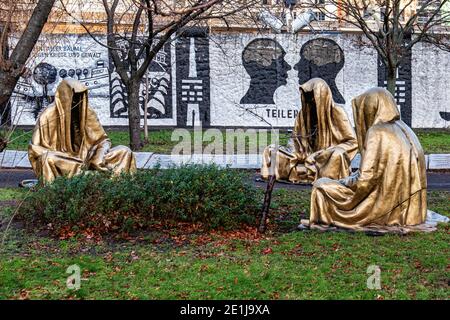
[261,78,358,183]
[310,88,427,229]
[28,79,136,183]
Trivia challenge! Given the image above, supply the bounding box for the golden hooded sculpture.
[261,78,358,183]
[309,88,427,230]
[29,79,136,183]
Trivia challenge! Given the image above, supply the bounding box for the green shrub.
[18,164,260,235]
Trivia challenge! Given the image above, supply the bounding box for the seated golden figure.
[309,88,427,230]
[28,79,136,183]
[261,78,358,183]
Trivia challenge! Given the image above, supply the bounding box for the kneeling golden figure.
[309,88,427,229]
[28,79,137,183]
[261,78,358,183]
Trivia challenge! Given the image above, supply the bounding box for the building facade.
[5,0,450,128]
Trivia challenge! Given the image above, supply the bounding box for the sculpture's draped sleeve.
[29,79,136,182]
[310,88,427,229]
[261,78,358,183]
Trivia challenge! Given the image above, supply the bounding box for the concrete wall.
[412,42,450,128]
[11,31,450,128]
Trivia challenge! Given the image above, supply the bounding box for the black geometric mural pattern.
[377,36,412,126]
[109,39,173,120]
[240,38,291,105]
[175,27,211,127]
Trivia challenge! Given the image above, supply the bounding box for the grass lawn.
[0,187,448,300]
[0,188,24,201]
[413,130,450,154]
[4,128,449,154]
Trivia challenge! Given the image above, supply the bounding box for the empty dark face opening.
[70,92,83,152]
[302,91,319,151]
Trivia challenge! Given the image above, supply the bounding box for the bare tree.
[308,0,450,95]
[63,0,260,150]
[0,0,56,129]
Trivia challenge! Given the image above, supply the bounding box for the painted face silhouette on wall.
[240,38,291,105]
[294,38,345,104]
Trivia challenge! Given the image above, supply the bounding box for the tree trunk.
[10,0,56,67]
[143,74,149,142]
[386,66,397,96]
[127,79,142,151]
[0,0,56,125]
[0,71,16,125]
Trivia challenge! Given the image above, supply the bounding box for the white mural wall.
[10,32,450,128]
[209,33,378,127]
[411,42,450,128]
[12,35,111,125]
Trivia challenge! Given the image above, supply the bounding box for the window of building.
[315,12,326,21]
[416,0,442,24]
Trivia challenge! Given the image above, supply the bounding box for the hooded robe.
[29,79,136,182]
[309,88,427,229]
[261,78,357,183]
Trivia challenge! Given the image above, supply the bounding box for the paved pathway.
[1,149,449,190]
[1,169,449,190]
[254,173,450,191]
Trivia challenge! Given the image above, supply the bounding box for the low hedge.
[19,164,260,235]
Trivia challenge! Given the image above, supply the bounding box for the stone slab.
[15,154,32,168]
[0,150,27,168]
[1,150,449,170]
[428,154,450,170]
[134,152,155,169]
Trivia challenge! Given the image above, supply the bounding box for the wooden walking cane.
[258,144,280,233]
[258,174,276,233]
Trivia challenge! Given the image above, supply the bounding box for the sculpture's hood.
[298,78,350,152]
[352,87,400,152]
[53,79,90,154]
[300,77,333,100]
